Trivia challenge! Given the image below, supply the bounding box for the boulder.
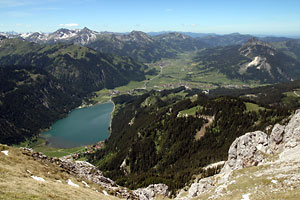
[268,124,285,153]
[187,177,214,197]
[133,184,170,200]
[283,109,300,149]
[227,131,268,170]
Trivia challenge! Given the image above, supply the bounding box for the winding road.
[142,65,164,89]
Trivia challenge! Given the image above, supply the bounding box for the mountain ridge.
[2,28,296,63]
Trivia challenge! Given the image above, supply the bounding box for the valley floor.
[90,52,264,105]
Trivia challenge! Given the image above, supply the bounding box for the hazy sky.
[0,0,299,35]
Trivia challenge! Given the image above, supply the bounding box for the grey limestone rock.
[183,109,300,199]
[268,124,285,153]
[283,109,300,149]
[188,177,214,197]
[133,184,170,200]
[227,131,268,170]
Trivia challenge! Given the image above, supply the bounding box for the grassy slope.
[244,102,265,112]
[0,144,120,200]
[178,106,202,117]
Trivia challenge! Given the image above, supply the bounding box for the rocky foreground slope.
[177,109,300,199]
[0,144,169,200]
[1,110,300,199]
[0,145,119,199]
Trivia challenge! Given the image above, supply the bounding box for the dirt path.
[195,115,214,141]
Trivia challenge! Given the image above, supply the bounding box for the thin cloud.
[5,11,32,17]
[165,8,173,12]
[59,23,79,27]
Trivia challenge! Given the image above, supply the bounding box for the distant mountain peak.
[80,27,96,34]
[82,27,90,31]
[0,35,7,40]
[130,30,149,37]
[54,28,71,34]
[228,32,242,36]
[237,37,297,82]
[169,32,190,39]
[239,37,275,58]
[157,32,191,40]
[242,37,274,48]
[129,30,153,42]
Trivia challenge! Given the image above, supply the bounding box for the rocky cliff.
[177,109,300,199]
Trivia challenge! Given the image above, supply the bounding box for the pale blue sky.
[0,0,299,35]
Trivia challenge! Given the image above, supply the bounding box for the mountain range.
[1,28,298,63]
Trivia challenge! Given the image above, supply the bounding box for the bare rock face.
[133,184,170,200]
[268,124,285,153]
[182,110,300,199]
[187,177,214,197]
[227,131,269,171]
[283,109,300,149]
[222,110,300,176]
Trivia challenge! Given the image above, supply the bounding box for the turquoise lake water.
[42,102,114,148]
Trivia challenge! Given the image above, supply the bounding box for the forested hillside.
[87,87,290,193]
[0,65,81,144]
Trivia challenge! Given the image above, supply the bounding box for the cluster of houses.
[70,141,105,160]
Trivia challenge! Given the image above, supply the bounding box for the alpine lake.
[42,102,114,148]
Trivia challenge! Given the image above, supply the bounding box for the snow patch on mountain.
[18,27,100,45]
